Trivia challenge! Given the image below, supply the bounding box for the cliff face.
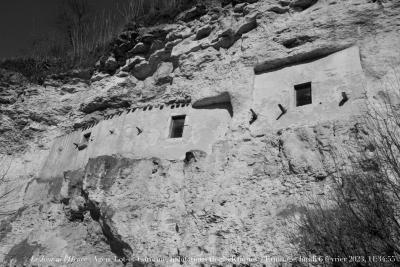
[1,0,400,266]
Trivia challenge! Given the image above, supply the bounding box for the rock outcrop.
[1,0,400,266]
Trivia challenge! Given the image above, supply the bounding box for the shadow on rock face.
[4,238,44,266]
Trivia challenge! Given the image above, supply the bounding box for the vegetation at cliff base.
[297,75,400,265]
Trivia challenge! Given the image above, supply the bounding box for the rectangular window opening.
[295,82,312,107]
[169,115,186,138]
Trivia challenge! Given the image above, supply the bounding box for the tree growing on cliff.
[0,156,19,216]
[297,72,400,264]
[56,0,117,65]
[35,0,187,66]
[0,156,11,184]
[2,0,194,83]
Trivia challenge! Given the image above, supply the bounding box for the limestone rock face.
[1,0,400,265]
[120,56,145,73]
[166,26,193,41]
[176,5,207,22]
[80,76,138,114]
[128,42,148,55]
[103,55,119,73]
[290,0,318,10]
[196,24,214,40]
[268,5,290,14]
[171,37,203,58]
[153,62,174,85]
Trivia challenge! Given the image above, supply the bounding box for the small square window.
[295,82,312,107]
[83,132,91,143]
[169,115,186,138]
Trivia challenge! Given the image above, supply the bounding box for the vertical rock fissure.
[99,219,133,264]
[82,190,134,264]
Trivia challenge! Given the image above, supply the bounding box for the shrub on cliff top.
[0,58,55,85]
[0,0,197,83]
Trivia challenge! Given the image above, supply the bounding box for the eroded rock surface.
[1,0,400,265]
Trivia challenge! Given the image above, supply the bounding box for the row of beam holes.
[143,106,153,111]
[145,103,189,111]
[111,102,191,115]
[170,103,190,109]
[82,122,98,131]
[82,103,191,130]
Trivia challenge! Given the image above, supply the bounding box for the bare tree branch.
[296,68,400,262]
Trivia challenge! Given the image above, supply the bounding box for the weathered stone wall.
[253,46,365,129]
[40,103,231,180]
